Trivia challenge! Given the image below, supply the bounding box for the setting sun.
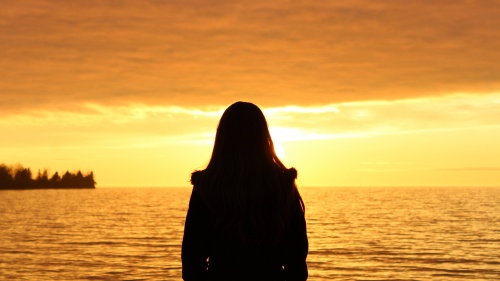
[273,141,286,160]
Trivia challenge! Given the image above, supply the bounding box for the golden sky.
[1,0,500,187]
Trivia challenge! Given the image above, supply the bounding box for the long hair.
[191,101,304,247]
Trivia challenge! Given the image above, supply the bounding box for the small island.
[0,163,96,190]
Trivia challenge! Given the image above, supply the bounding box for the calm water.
[0,187,499,280]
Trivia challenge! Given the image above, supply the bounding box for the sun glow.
[274,141,286,160]
[1,93,500,187]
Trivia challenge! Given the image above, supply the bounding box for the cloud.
[265,93,500,140]
[434,167,500,172]
[1,0,500,113]
[1,93,499,150]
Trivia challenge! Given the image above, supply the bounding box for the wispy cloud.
[266,93,500,140]
[1,93,499,148]
[434,167,500,172]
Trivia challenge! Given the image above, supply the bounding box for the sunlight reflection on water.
[0,187,499,280]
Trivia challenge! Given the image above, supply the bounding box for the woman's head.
[192,101,302,247]
[208,101,284,169]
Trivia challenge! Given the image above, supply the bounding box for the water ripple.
[0,187,498,280]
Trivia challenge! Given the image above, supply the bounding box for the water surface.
[0,187,498,280]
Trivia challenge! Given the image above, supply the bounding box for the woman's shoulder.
[284,167,297,179]
[190,170,204,187]
[280,167,297,186]
[189,170,209,205]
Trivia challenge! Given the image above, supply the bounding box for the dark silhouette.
[0,163,96,189]
[182,102,308,281]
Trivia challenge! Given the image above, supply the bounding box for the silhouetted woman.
[182,101,308,281]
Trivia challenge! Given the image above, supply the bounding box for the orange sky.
[1,0,500,187]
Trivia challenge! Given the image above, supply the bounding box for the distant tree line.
[0,164,96,189]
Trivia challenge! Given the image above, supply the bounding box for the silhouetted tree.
[61,171,73,187]
[14,167,34,189]
[0,164,14,189]
[0,163,96,189]
[35,169,50,189]
[83,171,96,187]
[50,171,61,188]
[74,171,84,188]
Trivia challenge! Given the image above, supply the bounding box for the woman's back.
[181,102,308,281]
